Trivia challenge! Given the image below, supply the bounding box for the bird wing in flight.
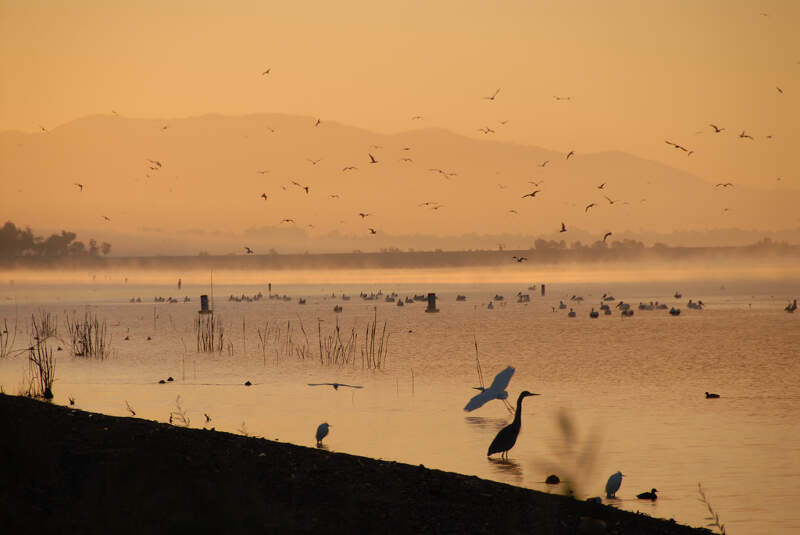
[487,366,515,394]
[464,388,496,412]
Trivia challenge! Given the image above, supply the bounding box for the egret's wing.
[464,389,495,411]
[487,366,515,393]
[308,383,331,387]
[340,384,364,389]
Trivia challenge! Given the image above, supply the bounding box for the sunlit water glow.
[1,268,798,535]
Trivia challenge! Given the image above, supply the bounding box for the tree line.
[0,221,111,257]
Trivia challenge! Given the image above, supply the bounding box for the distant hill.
[1,113,797,255]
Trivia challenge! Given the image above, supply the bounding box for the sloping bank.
[0,394,710,534]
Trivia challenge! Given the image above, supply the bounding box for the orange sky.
[1,0,797,191]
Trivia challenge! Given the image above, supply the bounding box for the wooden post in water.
[541,284,546,297]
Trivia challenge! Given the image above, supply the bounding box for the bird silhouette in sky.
[400,157,413,162]
[512,256,527,262]
[329,193,341,198]
[553,95,571,101]
[290,180,310,194]
[478,127,495,134]
[256,170,269,174]
[560,222,567,232]
[74,183,84,192]
[262,68,270,75]
[314,118,321,127]
[358,213,371,219]
[280,218,295,224]
[585,203,596,212]
[308,382,363,390]
[260,193,268,200]
[538,160,549,167]
[146,159,162,168]
[368,228,377,234]
[499,120,509,125]
[342,166,357,171]
[522,191,541,198]
[161,125,169,131]
[597,183,606,189]
[566,151,575,159]
[411,115,424,120]
[603,232,612,242]
[528,180,542,186]
[102,215,111,222]
[40,125,48,133]
[715,182,734,188]
[368,153,378,164]
[508,209,519,214]
[776,86,783,94]
[739,130,753,140]
[665,140,691,152]
[244,247,254,254]
[604,196,616,205]
[307,158,322,165]
[483,88,501,101]
[709,124,725,133]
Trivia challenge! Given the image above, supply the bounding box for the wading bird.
[637,488,658,500]
[605,471,624,498]
[316,422,330,446]
[486,391,541,459]
[308,382,364,390]
[464,365,516,412]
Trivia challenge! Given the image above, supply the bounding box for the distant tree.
[68,241,87,256]
[88,239,99,256]
[100,242,112,256]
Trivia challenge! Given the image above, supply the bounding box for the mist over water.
[1,267,798,534]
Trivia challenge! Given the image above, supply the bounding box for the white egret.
[605,471,624,498]
[464,366,516,412]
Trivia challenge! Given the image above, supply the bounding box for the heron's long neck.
[513,394,525,428]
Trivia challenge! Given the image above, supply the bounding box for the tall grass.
[28,317,55,399]
[0,318,17,359]
[196,314,224,352]
[361,308,389,369]
[65,311,111,359]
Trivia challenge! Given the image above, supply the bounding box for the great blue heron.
[486,390,540,458]
[637,488,658,500]
[605,471,624,498]
[316,422,330,446]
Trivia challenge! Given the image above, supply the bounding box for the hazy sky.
[1,0,797,190]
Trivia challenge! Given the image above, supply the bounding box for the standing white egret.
[316,422,330,446]
[605,471,624,498]
[464,366,516,412]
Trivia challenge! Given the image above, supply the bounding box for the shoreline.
[1,394,712,534]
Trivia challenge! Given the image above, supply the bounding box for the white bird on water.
[464,366,515,412]
[606,471,624,498]
[316,422,330,446]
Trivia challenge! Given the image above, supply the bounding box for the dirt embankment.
[0,394,712,534]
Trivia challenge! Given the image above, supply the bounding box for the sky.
[1,0,798,252]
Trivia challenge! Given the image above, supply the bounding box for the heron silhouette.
[316,422,330,446]
[486,391,540,459]
[605,471,624,498]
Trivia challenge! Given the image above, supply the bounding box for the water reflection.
[463,415,508,432]
[487,457,523,483]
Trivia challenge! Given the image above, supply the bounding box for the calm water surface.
[1,270,798,534]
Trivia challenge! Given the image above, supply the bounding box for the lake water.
[1,266,799,534]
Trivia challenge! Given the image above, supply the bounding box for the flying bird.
[256,170,270,174]
[604,196,616,205]
[161,125,169,131]
[739,130,753,139]
[308,382,363,390]
[290,180,310,194]
[411,115,424,120]
[368,153,378,164]
[102,216,111,222]
[342,166,358,171]
[367,228,377,234]
[585,203,596,212]
[522,191,541,198]
[483,88,501,101]
[260,193,268,200]
[512,256,527,263]
[262,68,271,75]
[464,366,516,412]
[478,127,495,134]
[566,151,575,160]
[74,183,84,191]
[538,160,549,167]
[603,232,612,242]
[715,182,734,188]
[146,159,162,168]
[244,247,254,254]
[329,193,340,198]
[553,95,571,101]
[528,180,542,186]
[314,118,321,127]
[709,124,725,133]
[400,157,413,162]
[486,391,540,459]
[508,209,519,214]
[280,218,295,224]
[560,222,567,232]
[307,158,322,165]
[597,183,606,189]
[39,125,48,133]
[776,86,783,94]
[358,212,371,219]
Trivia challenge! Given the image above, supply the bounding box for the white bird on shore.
[316,422,331,446]
[606,471,624,498]
[464,366,515,412]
